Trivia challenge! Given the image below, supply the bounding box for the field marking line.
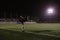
[25,31,60,38]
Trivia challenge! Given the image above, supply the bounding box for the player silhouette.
[19,16,25,32]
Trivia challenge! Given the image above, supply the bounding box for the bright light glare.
[47,8,54,14]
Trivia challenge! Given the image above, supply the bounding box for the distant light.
[46,8,54,15]
[47,8,54,13]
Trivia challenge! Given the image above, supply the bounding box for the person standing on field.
[19,16,25,32]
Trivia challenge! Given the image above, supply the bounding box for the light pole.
[46,7,55,22]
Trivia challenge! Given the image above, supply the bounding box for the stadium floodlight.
[47,8,54,13]
[46,7,55,15]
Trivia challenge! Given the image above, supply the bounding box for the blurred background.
[0,0,60,23]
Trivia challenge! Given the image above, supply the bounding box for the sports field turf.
[0,23,60,40]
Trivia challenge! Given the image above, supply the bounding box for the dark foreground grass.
[0,29,60,40]
[0,23,60,40]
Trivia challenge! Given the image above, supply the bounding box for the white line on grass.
[25,31,60,38]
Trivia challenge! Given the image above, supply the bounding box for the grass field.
[0,23,60,40]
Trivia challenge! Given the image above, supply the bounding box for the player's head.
[20,16,23,18]
[20,16,22,17]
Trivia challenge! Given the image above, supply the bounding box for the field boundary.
[0,22,36,24]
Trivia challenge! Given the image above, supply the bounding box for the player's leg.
[21,22,24,32]
[22,24,24,32]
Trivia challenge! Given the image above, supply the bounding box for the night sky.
[0,0,60,19]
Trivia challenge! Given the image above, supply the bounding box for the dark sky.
[0,0,60,18]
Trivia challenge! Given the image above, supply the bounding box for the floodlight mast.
[46,7,55,22]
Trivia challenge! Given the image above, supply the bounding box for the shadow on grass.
[0,29,60,40]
